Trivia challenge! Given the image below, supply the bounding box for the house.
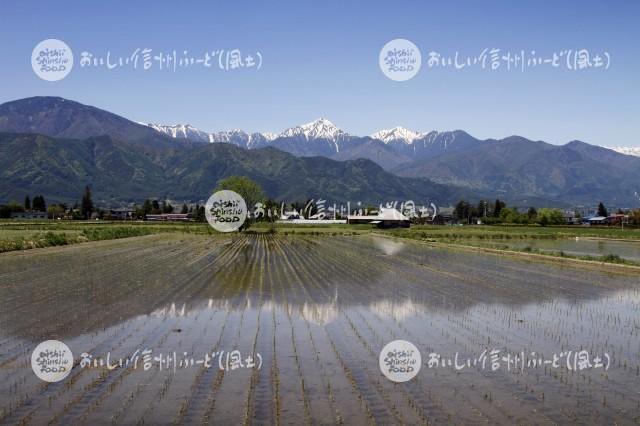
[431,207,455,225]
[107,209,134,220]
[347,207,410,228]
[607,214,627,225]
[587,216,608,225]
[10,211,48,220]
[563,210,581,225]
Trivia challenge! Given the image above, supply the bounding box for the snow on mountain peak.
[371,126,424,144]
[143,119,469,152]
[261,132,277,141]
[145,123,210,142]
[610,146,640,157]
[281,118,346,140]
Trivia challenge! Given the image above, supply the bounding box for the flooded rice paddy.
[0,233,639,424]
[477,237,640,262]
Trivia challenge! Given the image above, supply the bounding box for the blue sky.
[1,0,638,146]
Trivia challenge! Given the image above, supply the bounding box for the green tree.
[500,207,525,224]
[24,195,31,211]
[195,204,205,222]
[47,204,65,219]
[493,199,505,218]
[181,203,189,214]
[454,200,472,224]
[161,200,174,214]
[527,207,537,221]
[81,185,94,219]
[215,176,265,210]
[536,208,564,226]
[597,202,608,217]
[142,199,153,215]
[32,195,46,212]
[215,176,266,230]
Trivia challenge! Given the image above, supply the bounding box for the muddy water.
[0,233,639,424]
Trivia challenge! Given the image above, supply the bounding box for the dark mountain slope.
[0,133,469,206]
[0,97,177,148]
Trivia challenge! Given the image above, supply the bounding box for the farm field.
[388,224,640,241]
[464,238,640,263]
[2,220,640,254]
[0,232,639,424]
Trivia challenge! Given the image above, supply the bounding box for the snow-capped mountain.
[6,96,640,207]
[281,118,347,140]
[371,127,424,144]
[209,129,277,148]
[144,123,212,143]
[146,118,346,146]
[141,118,477,160]
[611,147,640,157]
[273,118,352,155]
[144,123,277,147]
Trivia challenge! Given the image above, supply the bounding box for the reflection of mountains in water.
[1,234,639,341]
[148,286,640,328]
[148,297,427,326]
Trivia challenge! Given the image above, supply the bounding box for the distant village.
[2,185,639,229]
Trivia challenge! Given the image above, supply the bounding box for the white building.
[347,208,410,228]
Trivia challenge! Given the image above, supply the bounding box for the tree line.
[453,199,640,226]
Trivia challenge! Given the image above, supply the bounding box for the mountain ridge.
[1,96,638,206]
[0,131,470,207]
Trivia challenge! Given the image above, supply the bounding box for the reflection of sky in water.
[1,235,638,342]
[372,236,406,256]
[484,238,640,261]
[1,235,639,424]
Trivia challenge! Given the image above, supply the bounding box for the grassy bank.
[0,219,220,252]
[380,228,640,269]
[386,224,640,241]
[0,220,373,253]
[2,220,639,254]
[0,226,165,252]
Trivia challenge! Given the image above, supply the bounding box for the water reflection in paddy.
[0,234,638,424]
[478,237,640,262]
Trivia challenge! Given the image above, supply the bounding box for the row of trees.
[1,179,268,224]
[452,199,640,226]
[23,195,47,212]
[0,195,48,217]
[1,186,95,220]
[453,198,569,226]
[5,180,640,229]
